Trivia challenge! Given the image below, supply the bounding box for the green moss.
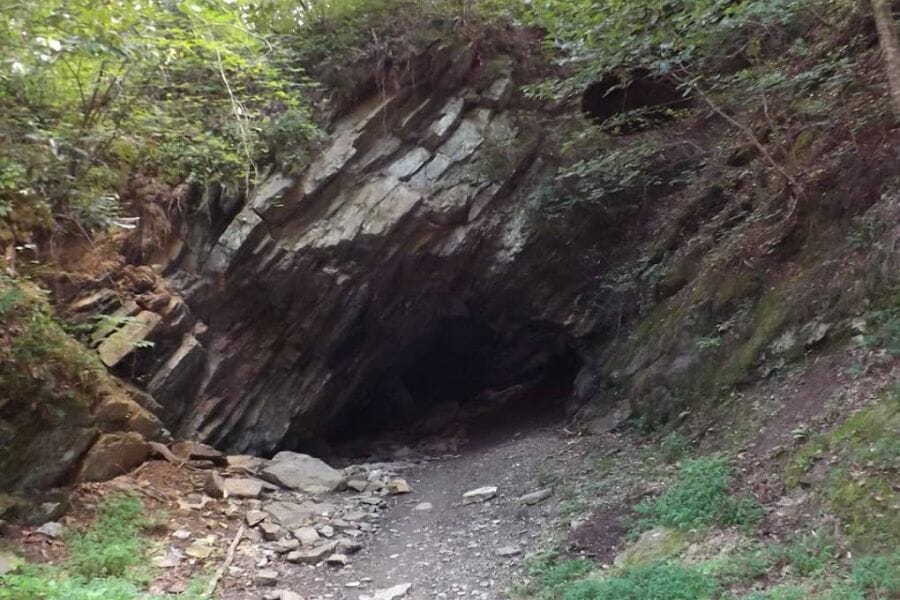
[713,289,788,391]
[783,388,900,552]
[827,470,898,552]
[615,528,687,568]
[0,277,105,407]
[0,276,113,490]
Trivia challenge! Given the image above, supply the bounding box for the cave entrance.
[327,318,580,456]
[581,70,691,133]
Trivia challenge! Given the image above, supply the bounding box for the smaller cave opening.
[581,70,692,134]
[326,318,581,458]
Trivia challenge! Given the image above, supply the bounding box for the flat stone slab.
[261,452,344,493]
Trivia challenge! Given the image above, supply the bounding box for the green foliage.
[65,495,146,579]
[0,0,319,234]
[0,276,105,405]
[851,552,900,597]
[859,294,900,356]
[659,431,691,463]
[562,562,719,600]
[520,553,596,599]
[0,495,208,600]
[634,457,763,530]
[520,0,847,100]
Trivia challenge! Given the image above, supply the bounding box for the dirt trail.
[281,418,579,600]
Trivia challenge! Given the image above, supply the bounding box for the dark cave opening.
[326,318,581,454]
[581,71,692,133]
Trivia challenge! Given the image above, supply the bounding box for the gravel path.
[284,418,577,600]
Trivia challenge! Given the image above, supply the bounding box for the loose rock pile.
[146,440,416,597]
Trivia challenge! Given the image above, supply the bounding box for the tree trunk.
[872,0,900,119]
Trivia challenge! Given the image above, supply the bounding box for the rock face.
[121,39,899,457]
[134,46,634,455]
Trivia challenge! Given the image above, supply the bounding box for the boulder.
[78,432,150,482]
[260,452,344,493]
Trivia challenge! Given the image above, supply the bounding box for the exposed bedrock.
[140,52,653,456]
[132,44,899,457]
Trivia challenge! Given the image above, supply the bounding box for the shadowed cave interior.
[324,317,581,454]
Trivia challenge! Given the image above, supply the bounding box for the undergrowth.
[633,457,763,531]
[0,495,201,600]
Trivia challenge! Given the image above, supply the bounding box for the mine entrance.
[326,318,581,457]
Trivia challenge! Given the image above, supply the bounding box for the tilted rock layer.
[125,43,898,456]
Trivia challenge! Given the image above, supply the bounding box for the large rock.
[78,432,150,482]
[260,452,344,493]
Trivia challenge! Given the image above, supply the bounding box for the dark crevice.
[581,70,692,133]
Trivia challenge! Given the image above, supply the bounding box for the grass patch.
[786,385,900,552]
[519,553,596,599]
[0,495,200,600]
[659,431,691,464]
[562,562,719,600]
[633,457,763,531]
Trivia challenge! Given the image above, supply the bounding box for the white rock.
[518,488,553,505]
[414,502,433,511]
[462,486,497,503]
[36,522,63,538]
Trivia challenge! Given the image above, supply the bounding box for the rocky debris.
[246,510,267,527]
[224,477,265,498]
[462,486,498,503]
[78,432,150,482]
[414,502,433,511]
[518,488,553,505]
[360,583,412,600]
[275,538,301,553]
[255,568,280,586]
[335,539,363,555]
[185,539,215,559]
[259,522,284,541]
[325,552,349,567]
[265,500,336,529]
[36,521,63,538]
[204,471,227,498]
[172,528,192,540]
[261,452,345,493]
[386,478,411,494]
[152,548,183,568]
[226,454,269,474]
[286,541,338,564]
[171,441,226,465]
[293,526,320,546]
